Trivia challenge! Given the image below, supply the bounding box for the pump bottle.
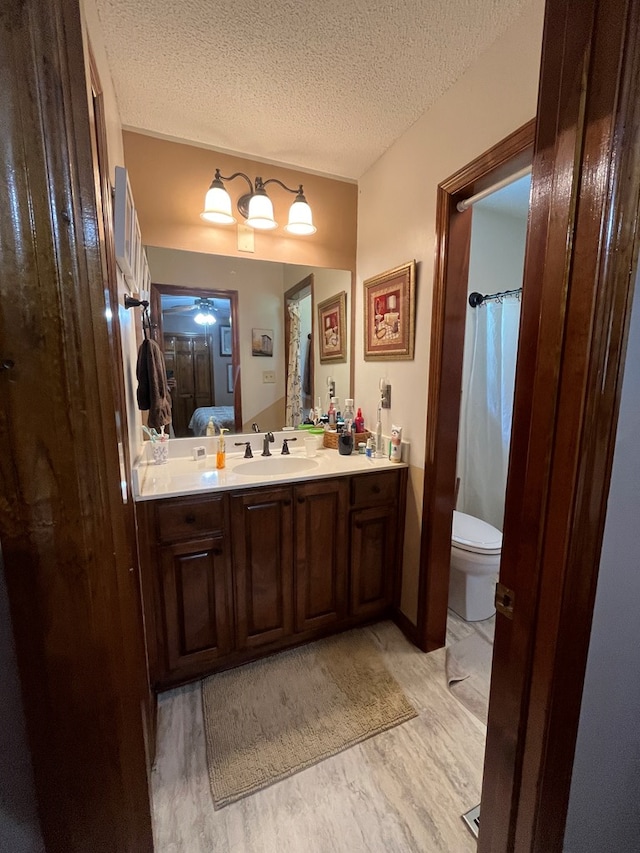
[216,427,229,469]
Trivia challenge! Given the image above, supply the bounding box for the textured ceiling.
[95,0,531,180]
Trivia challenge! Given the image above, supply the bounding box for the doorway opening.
[150,283,242,435]
[284,274,314,426]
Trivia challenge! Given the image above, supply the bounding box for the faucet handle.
[234,441,253,458]
[281,436,298,455]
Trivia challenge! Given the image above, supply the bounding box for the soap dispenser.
[216,427,229,469]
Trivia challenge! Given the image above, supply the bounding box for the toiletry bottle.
[216,427,229,469]
[354,407,365,434]
[389,425,403,462]
[375,407,384,458]
[316,396,323,423]
[343,398,354,429]
[206,416,215,436]
[328,397,336,427]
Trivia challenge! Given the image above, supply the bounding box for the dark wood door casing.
[0,0,153,849]
[418,119,535,653]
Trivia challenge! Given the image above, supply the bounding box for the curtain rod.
[468,287,523,307]
[457,165,532,213]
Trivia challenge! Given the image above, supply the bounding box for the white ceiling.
[95,0,530,181]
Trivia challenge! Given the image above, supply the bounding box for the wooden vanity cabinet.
[350,471,404,619]
[137,467,407,692]
[138,494,234,689]
[294,478,349,632]
[230,486,294,650]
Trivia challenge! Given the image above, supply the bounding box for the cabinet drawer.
[351,471,399,507]
[156,496,224,542]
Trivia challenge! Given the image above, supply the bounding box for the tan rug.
[202,630,417,809]
[445,629,494,725]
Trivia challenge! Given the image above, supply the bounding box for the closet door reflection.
[163,334,213,437]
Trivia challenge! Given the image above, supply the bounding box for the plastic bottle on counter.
[206,416,215,436]
[354,407,365,434]
[216,427,229,469]
[328,397,337,427]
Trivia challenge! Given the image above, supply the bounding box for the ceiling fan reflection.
[164,297,218,326]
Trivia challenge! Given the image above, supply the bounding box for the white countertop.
[134,446,407,502]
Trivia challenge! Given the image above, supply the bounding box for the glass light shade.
[194,311,216,326]
[245,192,277,230]
[285,199,316,235]
[200,185,236,224]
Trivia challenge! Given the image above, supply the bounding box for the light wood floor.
[151,617,491,852]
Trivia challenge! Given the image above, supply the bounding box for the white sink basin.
[233,456,319,476]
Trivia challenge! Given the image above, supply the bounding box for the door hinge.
[495,581,515,619]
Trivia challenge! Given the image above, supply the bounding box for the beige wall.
[356,0,545,622]
[123,132,358,274]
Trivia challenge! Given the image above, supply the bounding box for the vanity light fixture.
[200,169,316,235]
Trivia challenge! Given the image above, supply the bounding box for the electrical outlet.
[381,383,391,408]
[263,371,276,383]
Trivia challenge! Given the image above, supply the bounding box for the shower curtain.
[285,302,302,427]
[458,297,521,530]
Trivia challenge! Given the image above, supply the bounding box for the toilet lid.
[452,511,502,554]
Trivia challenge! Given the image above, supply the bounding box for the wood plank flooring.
[151,618,490,852]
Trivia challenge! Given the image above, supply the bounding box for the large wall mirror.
[148,247,353,437]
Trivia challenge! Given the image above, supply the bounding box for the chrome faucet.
[261,432,274,456]
[251,423,260,433]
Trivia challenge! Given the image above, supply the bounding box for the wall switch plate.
[237,224,255,253]
[263,371,276,383]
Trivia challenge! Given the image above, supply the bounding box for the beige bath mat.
[202,630,417,808]
[445,629,494,724]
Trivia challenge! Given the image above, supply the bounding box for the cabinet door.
[160,534,233,680]
[350,504,396,619]
[231,487,294,649]
[294,479,348,632]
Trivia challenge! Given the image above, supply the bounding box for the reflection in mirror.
[147,247,352,436]
[151,282,242,437]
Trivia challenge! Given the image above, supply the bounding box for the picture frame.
[317,291,347,363]
[113,166,136,289]
[227,363,234,393]
[251,328,273,357]
[363,260,416,360]
[220,326,232,356]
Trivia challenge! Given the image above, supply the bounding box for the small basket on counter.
[323,429,371,450]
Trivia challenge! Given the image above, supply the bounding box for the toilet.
[449,510,502,621]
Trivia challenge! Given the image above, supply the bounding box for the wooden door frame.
[151,282,242,431]
[418,0,640,850]
[0,0,154,848]
[417,118,536,653]
[284,273,315,415]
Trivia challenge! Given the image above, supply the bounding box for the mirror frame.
[150,282,242,432]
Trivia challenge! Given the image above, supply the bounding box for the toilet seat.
[452,510,502,555]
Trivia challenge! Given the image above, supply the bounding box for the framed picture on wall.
[227,363,234,393]
[113,166,136,290]
[251,328,273,357]
[363,260,416,360]
[220,326,232,356]
[317,291,347,363]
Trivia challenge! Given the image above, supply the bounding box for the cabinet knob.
[213,546,223,556]
[185,513,196,524]
[372,485,381,494]
[297,497,305,504]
